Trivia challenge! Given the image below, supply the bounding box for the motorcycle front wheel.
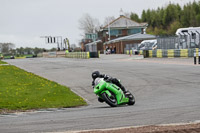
[128,94,135,105]
[102,92,117,107]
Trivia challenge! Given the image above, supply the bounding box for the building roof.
[104,33,156,45]
[85,40,102,46]
[103,15,147,29]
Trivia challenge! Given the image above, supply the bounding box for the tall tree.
[16,47,24,55]
[79,13,100,34]
[130,12,140,22]
[168,21,182,35]
[0,43,15,54]
[104,16,115,26]
[141,10,146,22]
[146,9,152,26]
[130,1,200,35]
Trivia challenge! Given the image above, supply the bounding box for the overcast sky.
[0,0,194,49]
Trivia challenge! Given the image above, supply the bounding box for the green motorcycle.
[93,78,135,107]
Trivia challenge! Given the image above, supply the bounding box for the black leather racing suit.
[92,74,127,92]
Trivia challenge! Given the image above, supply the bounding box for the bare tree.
[103,16,116,26]
[79,13,100,34]
[119,8,131,18]
[124,12,131,18]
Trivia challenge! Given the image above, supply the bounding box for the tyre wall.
[126,48,199,58]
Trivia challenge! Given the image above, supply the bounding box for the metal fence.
[124,35,200,55]
[157,36,178,49]
[85,44,97,52]
[157,35,200,49]
[124,43,139,54]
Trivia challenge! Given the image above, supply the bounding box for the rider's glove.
[104,77,112,82]
[103,74,109,80]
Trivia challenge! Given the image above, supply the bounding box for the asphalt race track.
[1,55,200,133]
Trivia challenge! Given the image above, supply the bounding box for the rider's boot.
[121,86,130,96]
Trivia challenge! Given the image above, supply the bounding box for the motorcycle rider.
[91,71,128,94]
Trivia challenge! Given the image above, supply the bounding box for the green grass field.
[0,60,7,64]
[0,65,87,113]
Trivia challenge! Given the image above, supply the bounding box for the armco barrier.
[167,50,174,58]
[126,49,198,58]
[149,50,153,57]
[126,50,130,55]
[180,49,188,57]
[193,48,200,65]
[66,52,90,59]
[157,49,162,58]
[65,52,99,59]
[139,50,143,55]
[89,52,99,58]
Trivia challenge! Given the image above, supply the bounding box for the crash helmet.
[92,71,100,80]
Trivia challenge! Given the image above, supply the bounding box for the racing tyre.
[98,97,104,103]
[128,94,135,105]
[102,92,117,107]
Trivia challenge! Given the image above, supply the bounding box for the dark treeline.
[130,1,200,35]
[0,43,57,55]
[14,47,57,55]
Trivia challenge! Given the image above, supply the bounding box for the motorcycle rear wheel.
[102,92,117,107]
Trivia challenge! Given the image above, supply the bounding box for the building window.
[128,28,142,35]
[85,33,98,41]
[110,29,122,36]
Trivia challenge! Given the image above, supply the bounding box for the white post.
[108,24,111,41]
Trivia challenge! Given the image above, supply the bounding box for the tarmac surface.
[1,55,200,133]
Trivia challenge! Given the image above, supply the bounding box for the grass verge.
[0,60,7,64]
[0,65,87,113]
